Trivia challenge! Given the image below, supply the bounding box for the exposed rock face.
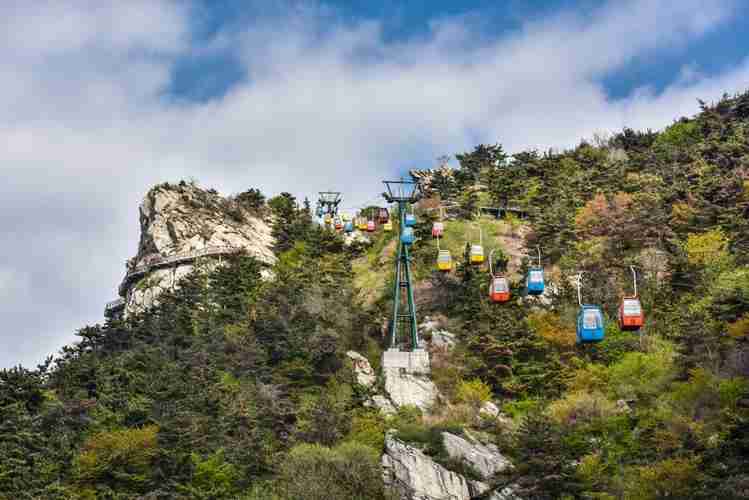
[382,349,439,412]
[441,432,512,481]
[382,434,517,500]
[367,395,396,416]
[117,182,275,315]
[347,351,376,388]
[479,401,500,419]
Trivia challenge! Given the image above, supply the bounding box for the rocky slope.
[115,181,275,315]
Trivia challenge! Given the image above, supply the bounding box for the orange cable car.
[488,249,511,303]
[619,266,644,331]
[432,221,444,238]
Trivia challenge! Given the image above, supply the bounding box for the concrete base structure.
[382,348,430,375]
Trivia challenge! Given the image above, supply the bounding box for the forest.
[1,90,748,499]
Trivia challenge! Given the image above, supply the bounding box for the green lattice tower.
[383,179,421,350]
[316,191,342,218]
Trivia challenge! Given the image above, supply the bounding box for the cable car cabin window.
[583,309,602,329]
[470,245,483,256]
[529,270,543,283]
[623,299,642,315]
[493,279,509,293]
[438,254,451,263]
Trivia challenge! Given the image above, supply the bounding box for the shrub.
[277,442,385,500]
[455,378,492,411]
[623,457,700,499]
[346,412,386,451]
[548,391,619,426]
[606,349,675,403]
[527,311,577,348]
[73,425,159,492]
[685,229,730,268]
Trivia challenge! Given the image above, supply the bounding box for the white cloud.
[1,0,748,367]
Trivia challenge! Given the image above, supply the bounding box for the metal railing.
[118,245,242,296]
[104,298,125,313]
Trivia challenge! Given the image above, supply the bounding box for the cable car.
[324,214,332,224]
[437,249,452,271]
[489,276,511,303]
[405,213,417,227]
[432,222,444,238]
[470,244,485,264]
[357,218,368,231]
[384,221,393,232]
[577,305,605,343]
[344,221,354,233]
[367,220,376,232]
[526,268,545,295]
[618,266,644,331]
[619,298,644,330]
[377,208,390,224]
[575,273,604,343]
[334,217,343,230]
[401,227,415,245]
[525,246,545,295]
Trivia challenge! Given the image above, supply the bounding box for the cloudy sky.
[2,0,749,368]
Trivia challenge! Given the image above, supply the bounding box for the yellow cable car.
[324,214,332,224]
[437,249,452,271]
[470,244,485,264]
[384,221,393,232]
[357,218,368,231]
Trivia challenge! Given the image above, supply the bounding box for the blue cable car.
[526,268,545,295]
[577,305,604,343]
[525,247,545,295]
[404,214,417,227]
[401,227,415,245]
[344,221,354,233]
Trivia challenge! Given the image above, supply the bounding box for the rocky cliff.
[112,181,276,316]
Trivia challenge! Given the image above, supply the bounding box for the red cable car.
[489,276,511,303]
[367,220,376,232]
[432,222,444,238]
[618,266,644,331]
[377,208,390,224]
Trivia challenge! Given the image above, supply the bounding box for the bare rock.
[346,351,376,388]
[441,432,512,481]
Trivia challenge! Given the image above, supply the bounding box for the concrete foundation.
[382,348,430,375]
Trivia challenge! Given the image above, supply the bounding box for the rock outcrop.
[382,349,439,412]
[382,434,516,500]
[347,351,376,388]
[441,431,512,481]
[116,182,275,315]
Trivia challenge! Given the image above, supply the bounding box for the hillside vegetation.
[2,91,749,499]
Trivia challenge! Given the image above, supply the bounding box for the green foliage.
[276,442,386,500]
[73,426,159,493]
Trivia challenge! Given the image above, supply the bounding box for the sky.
[2,0,749,368]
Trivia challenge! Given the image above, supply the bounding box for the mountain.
[1,90,748,499]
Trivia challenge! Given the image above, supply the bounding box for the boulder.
[346,351,376,388]
[479,401,500,419]
[441,432,512,481]
[367,395,396,416]
[382,434,486,500]
[383,369,438,413]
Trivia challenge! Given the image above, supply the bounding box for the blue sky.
[2,0,749,368]
[170,0,749,102]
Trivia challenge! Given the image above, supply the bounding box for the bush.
[346,412,386,451]
[455,378,492,411]
[277,442,385,500]
[73,425,159,492]
[548,391,619,426]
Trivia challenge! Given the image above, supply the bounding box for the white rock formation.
[479,401,500,419]
[367,395,396,416]
[347,351,376,388]
[441,432,512,481]
[118,182,276,315]
[382,349,439,412]
[382,434,516,500]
